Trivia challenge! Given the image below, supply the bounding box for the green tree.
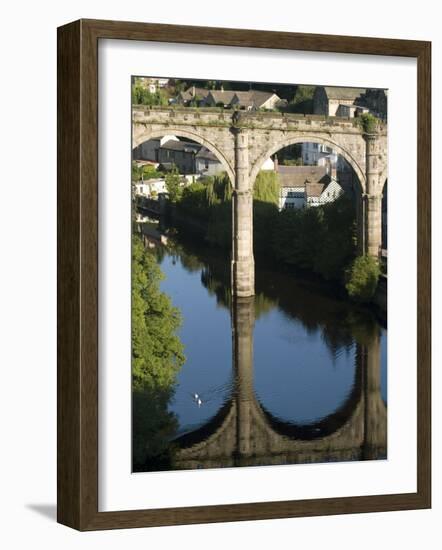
[132,161,143,181]
[133,385,178,471]
[345,255,380,302]
[131,234,186,471]
[253,170,280,206]
[179,181,209,219]
[132,236,185,390]
[287,85,315,113]
[132,83,168,106]
[314,197,356,280]
[165,167,183,203]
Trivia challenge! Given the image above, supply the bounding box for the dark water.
[135,226,387,471]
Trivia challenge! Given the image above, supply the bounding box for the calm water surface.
[135,226,387,471]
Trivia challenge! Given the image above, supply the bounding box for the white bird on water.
[192,393,199,401]
[197,398,203,408]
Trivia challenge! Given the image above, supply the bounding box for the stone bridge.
[173,297,387,470]
[133,106,388,297]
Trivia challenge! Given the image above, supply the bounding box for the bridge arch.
[133,127,235,185]
[249,134,366,194]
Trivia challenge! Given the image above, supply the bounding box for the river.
[135,222,387,471]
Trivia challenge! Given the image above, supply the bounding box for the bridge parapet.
[132,105,387,135]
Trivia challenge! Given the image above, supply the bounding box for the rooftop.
[160,139,200,153]
[196,147,219,161]
[321,86,366,101]
[231,90,277,108]
[179,87,210,102]
[277,165,330,190]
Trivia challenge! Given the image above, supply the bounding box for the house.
[148,179,167,197]
[277,165,343,210]
[133,179,167,199]
[313,86,387,120]
[301,142,338,167]
[202,90,237,108]
[132,134,179,162]
[156,78,169,88]
[133,181,150,198]
[195,147,224,176]
[202,89,281,110]
[313,86,367,117]
[156,139,201,174]
[306,177,344,207]
[336,103,369,118]
[229,91,280,110]
[136,77,169,94]
[299,142,358,197]
[176,86,211,105]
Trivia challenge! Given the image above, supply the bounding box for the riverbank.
[164,206,387,327]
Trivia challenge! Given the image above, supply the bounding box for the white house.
[301,142,338,167]
[306,178,344,207]
[277,165,343,210]
[133,182,150,197]
[148,179,167,197]
[133,179,167,198]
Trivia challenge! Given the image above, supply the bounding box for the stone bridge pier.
[232,128,255,297]
[364,134,384,257]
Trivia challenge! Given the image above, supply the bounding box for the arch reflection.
[174,294,386,469]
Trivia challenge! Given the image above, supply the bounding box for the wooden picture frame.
[57,18,431,530]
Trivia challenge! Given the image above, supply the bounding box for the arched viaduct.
[133,106,388,297]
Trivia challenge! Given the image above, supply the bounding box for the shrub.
[359,113,379,134]
[345,255,380,302]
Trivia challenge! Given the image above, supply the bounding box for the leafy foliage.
[132,82,168,106]
[272,197,356,279]
[253,171,280,205]
[132,235,185,390]
[165,167,183,203]
[132,161,163,181]
[132,385,178,471]
[286,85,315,113]
[179,181,209,220]
[359,112,379,134]
[345,255,381,302]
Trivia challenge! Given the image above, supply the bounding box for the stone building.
[313,86,387,120]
[313,86,367,116]
[157,139,201,174]
[132,134,179,162]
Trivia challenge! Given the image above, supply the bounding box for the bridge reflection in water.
[173,295,386,470]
